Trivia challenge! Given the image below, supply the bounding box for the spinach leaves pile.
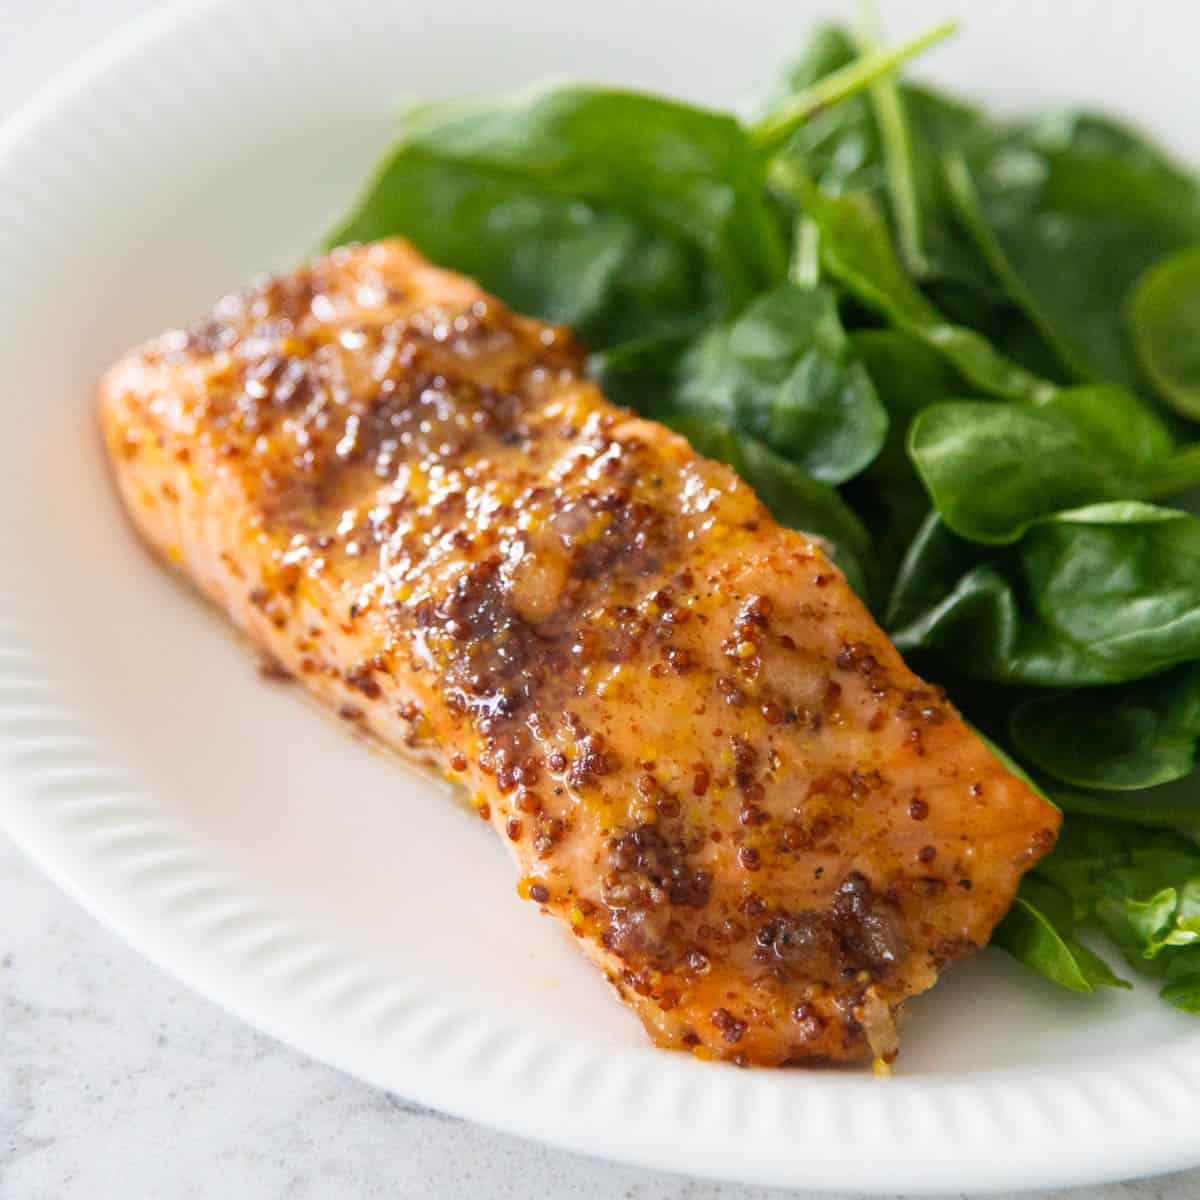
[327,17,1200,1011]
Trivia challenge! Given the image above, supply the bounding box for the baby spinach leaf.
[325,86,786,350]
[889,504,1200,686]
[1161,948,1200,1012]
[1130,243,1200,420]
[592,283,888,491]
[671,283,887,484]
[1019,503,1200,681]
[587,335,686,413]
[767,25,1001,310]
[592,280,892,487]
[773,168,1058,404]
[993,879,1129,993]
[907,386,1175,543]
[855,330,955,462]
[1024,816,1200,989]
[668,417,873,598]
[1130,879,1200,958]
[1119,888,1185,956]
[885,510,985,631]
[1164,979,1200,1011]
[1029,818,1124,914]
[943,151,1090,381]
[1011,666,1200,792]
[1048,777,1200,831]
[959,113,1200,394]
[1035,818,1199,906]
[887,86,1003,309]
[846,330,960,585]
[853,329,961,479]
[1095,876,1200,970]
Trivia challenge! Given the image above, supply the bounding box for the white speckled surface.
[3,5,1200,1197]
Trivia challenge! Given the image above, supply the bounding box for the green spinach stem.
[789,216,822,287]
[750,19,958,152]
[854,1,926,275]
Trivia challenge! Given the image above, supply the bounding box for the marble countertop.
[3,4,1200,1197]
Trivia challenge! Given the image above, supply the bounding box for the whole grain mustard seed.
[109,235,1061,1070]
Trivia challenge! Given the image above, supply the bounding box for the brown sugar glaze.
[99,239,1060,1066]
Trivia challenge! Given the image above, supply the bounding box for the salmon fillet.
[99,239,1060,1067]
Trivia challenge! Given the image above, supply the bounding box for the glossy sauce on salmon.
[99,240,1060,1067]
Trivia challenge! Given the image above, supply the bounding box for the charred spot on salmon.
[606,905,676,962]
[752,882,904,985]
[757,911,833,972]
[832,873,907,977]
[711,1007,747,1045]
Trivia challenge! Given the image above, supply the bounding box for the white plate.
[2,0,1200,1191]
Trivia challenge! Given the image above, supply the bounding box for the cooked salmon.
[99,239,1060,1067]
